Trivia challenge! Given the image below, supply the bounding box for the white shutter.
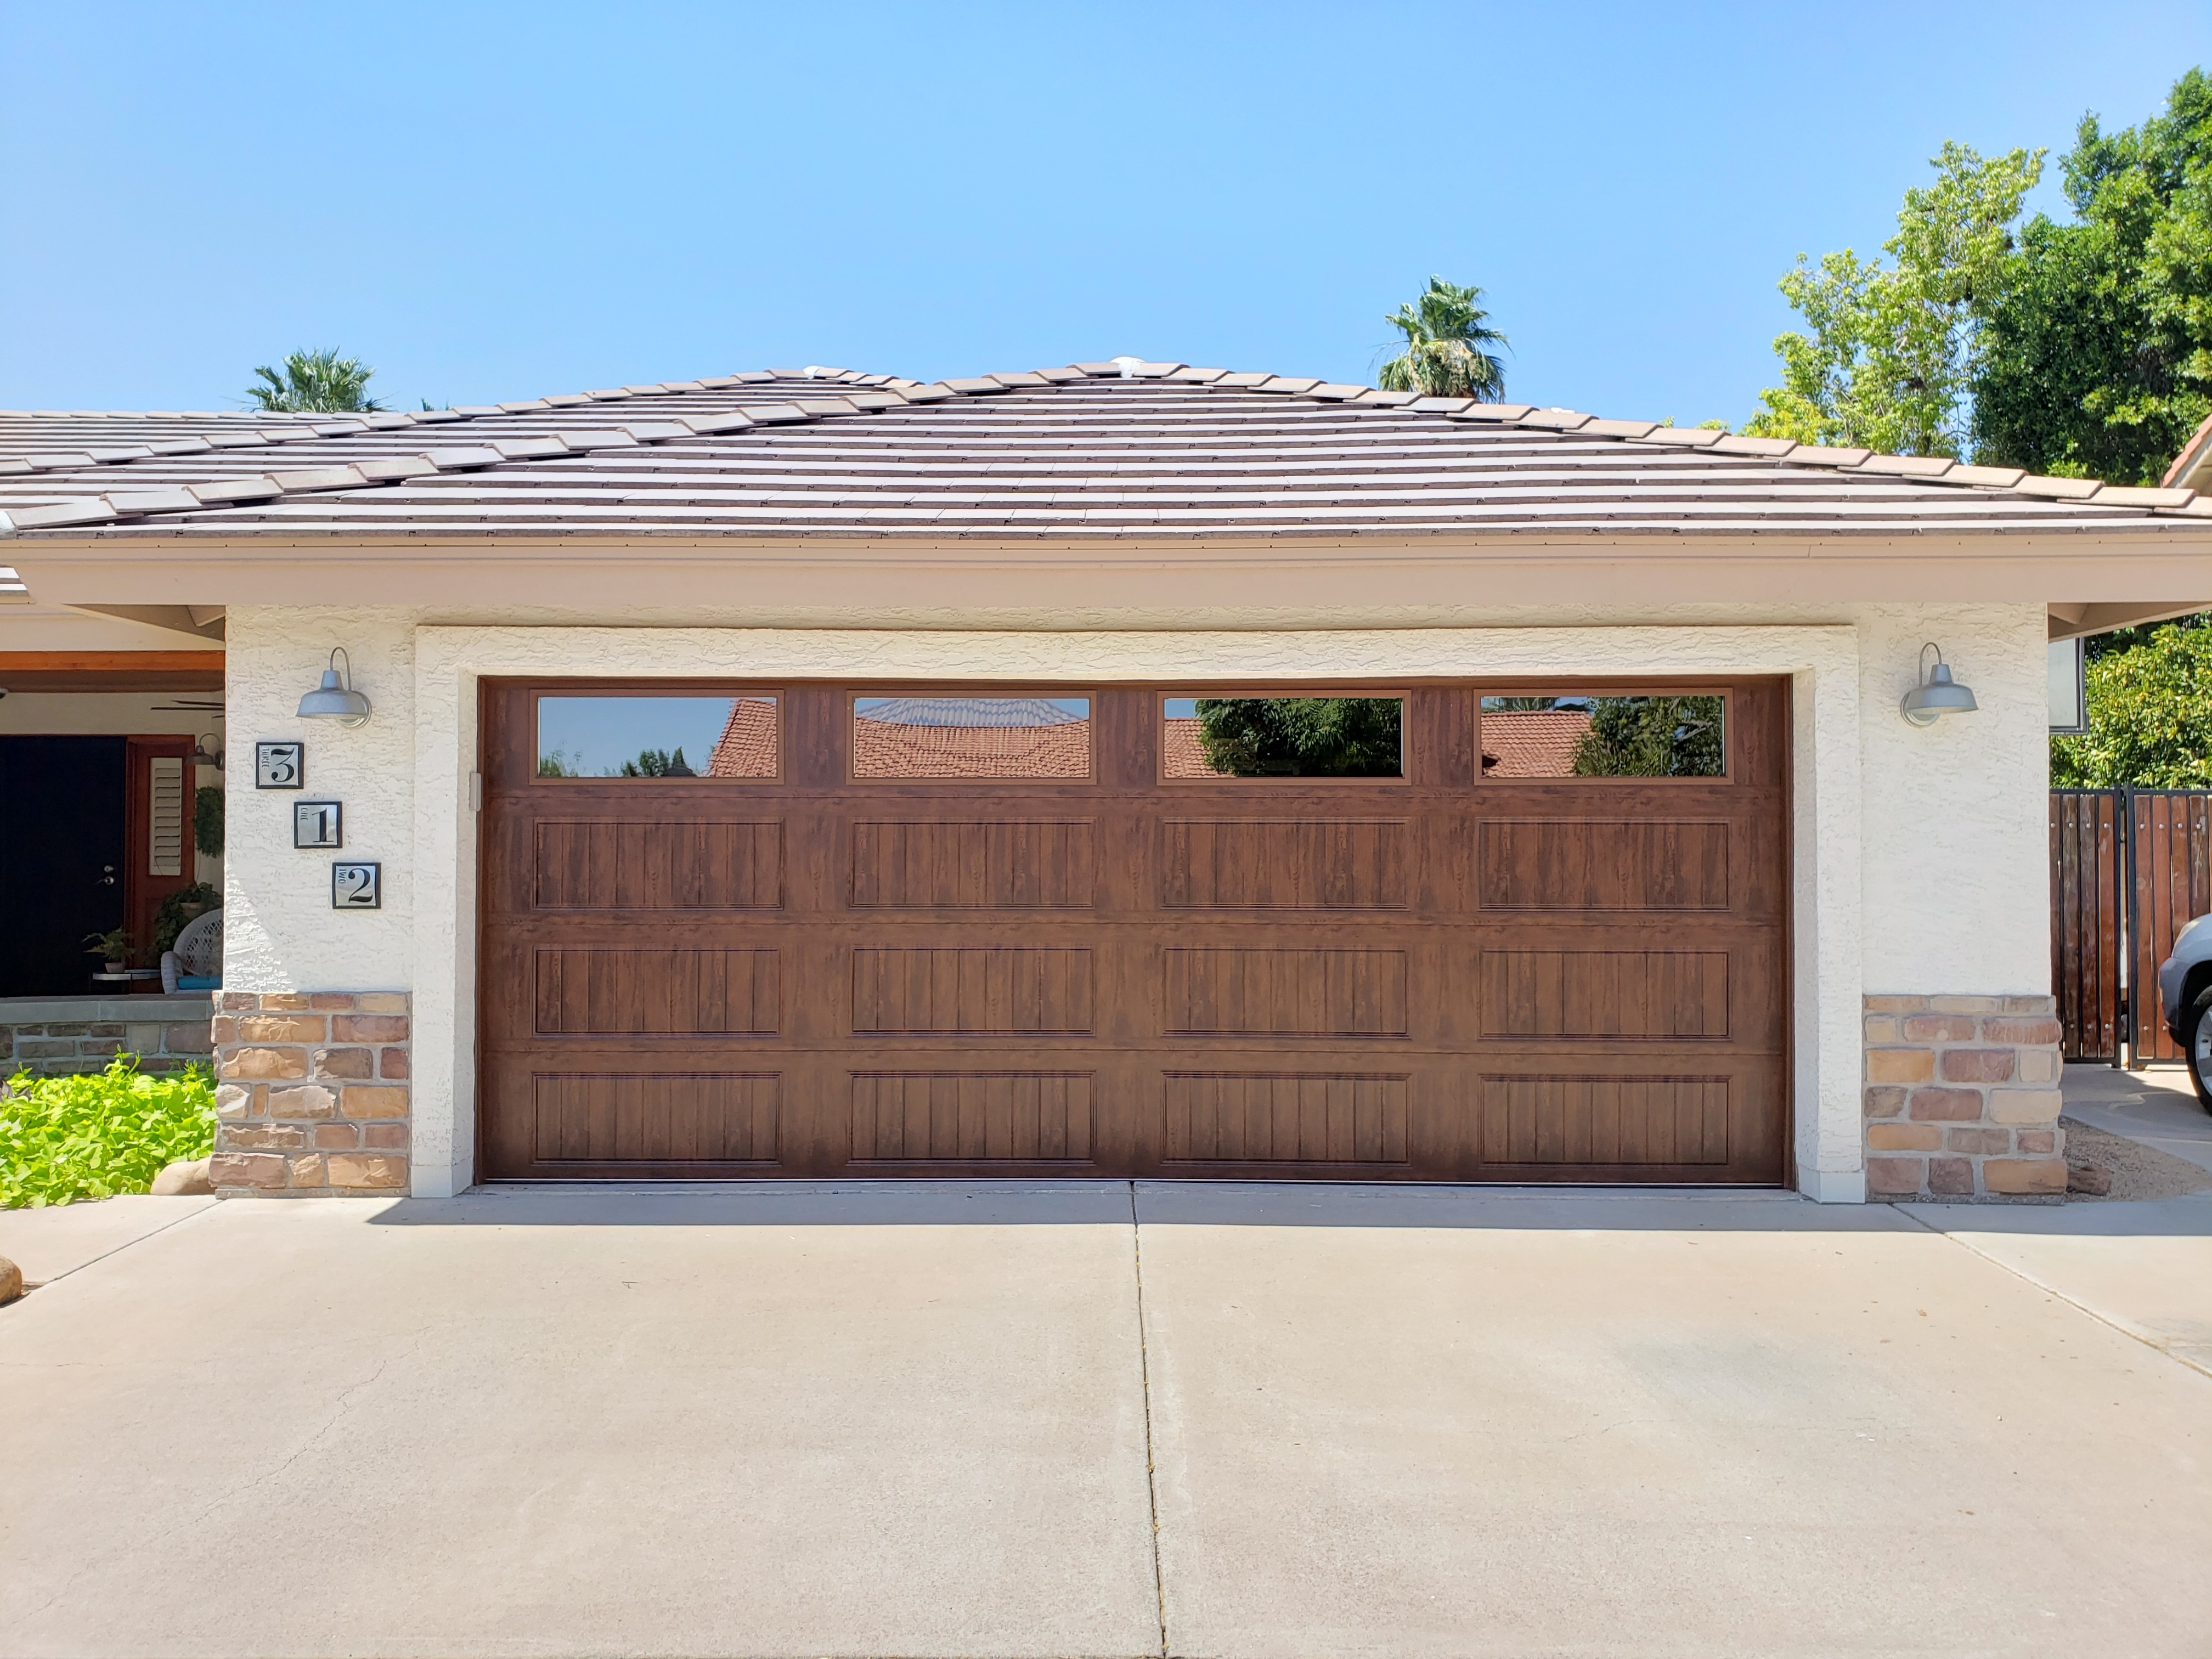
[149,756,185,877]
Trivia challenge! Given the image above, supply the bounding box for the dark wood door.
[0,736,126,996]
[478,680,1790,1184]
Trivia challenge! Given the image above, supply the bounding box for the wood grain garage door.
[478,679,1789,1184]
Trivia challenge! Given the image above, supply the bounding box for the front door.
[0,736,126,996]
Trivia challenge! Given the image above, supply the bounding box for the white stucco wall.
[1855,603,2050,995]
[216,601,2052,1203]
[223,610,416,994]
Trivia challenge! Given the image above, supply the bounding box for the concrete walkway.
[2062,1061,2212,1173]
[3,1183,2209,1659]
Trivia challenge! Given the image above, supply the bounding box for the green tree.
[618,747,695,777]
[2052,622,2212,786]
[1974,70,2212,483]
[1377,277,1509,399]
[1195,698,1401,776]
[1571,696,1725,778]
[1744,143,2045,455]
[246,348,387,413]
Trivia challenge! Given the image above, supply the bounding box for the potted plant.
[83,927,134,973]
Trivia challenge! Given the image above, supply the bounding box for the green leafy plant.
[1195,697,1402,776]
[194,785,223,857]
[83,927,134,967]
[1572,696,1726,778]
[245,347,387,414]
[1378,276,1509,400]
[2052,620,2212,786]
[1,1054,217,1208]
[151,883,221,957]
[619,747,695,777]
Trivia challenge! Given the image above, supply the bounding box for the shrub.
[0,1054,217,1209]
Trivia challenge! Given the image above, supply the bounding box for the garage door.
[478,679,1788,1183]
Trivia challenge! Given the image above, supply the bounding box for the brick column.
[210,992,410,1197]
[1862,995,2064,1200]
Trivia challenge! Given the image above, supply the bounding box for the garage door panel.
[849,819,1098,908]
[850,945,1096,1034]
[1159,818,1410,910]
[533,819,785,910]
[850,1069,1097,1163]
[1164,1070,1411,1165]
[533,946,781,1035]
[531,1070,782,1165]
[1162,946,1409,1037]
[479,677,1790,1186]
[1478,948,1732,1041]
[1479,817,1733,911]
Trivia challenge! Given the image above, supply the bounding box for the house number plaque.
[255,741,304,789]
[294,801,343,849]
[331,862,381,910]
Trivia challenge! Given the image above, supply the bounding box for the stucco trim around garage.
[404,624,1865,1201]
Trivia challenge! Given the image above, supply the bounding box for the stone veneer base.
[211,992,410,1197]
[1863,994,2064,1201]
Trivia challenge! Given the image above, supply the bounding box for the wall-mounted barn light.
[297,647,371,727]
[1900,642,1979,727]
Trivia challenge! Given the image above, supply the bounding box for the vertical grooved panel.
[1481,821,1729,910]
[850,1073,1093,1159]
[534,821,782,909]
[1479,951,1730,1037]
[850,821,1096,906]
[851,947,1094,1033]
[533,1074,779,1161]
[1160,820,1408,908]
[534,949,779,1034]
[1480,1076,1730,1165]
[1164,949,1407,1035]
[1164,1073,1409,1162]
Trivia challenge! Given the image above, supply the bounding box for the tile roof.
[1478,709,1594,777]
[851,713,1092,778]
[706,696,779,778]
[2,362,2208,548]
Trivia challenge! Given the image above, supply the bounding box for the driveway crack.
[1129,1180,1170,1659]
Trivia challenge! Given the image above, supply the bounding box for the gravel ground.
[2060,1115,2212,1202]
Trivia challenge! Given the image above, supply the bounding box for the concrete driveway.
[2,1183,2209,1659]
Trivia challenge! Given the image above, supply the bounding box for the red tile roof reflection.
[707,697,779,776]
[1480,709,1593,776]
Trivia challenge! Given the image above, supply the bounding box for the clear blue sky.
[4,3,2207,424]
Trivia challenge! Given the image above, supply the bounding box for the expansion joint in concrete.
[1128,1181,1170,1659]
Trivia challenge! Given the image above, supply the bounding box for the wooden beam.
[0,650,224,692]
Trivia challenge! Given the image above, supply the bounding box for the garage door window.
[1479,694,1725,778]
[1162,696,1403,778]
[536,695,778,779]
[853,695,1092,779]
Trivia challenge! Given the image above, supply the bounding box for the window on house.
[1479,695,1725,778]
[1161,696,1403,778]
[535,696,778,779]
[851,696,1092,779]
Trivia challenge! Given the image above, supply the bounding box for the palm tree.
[1377,277,1509,399]
[245,348,387,413]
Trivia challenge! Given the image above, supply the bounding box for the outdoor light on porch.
[297,647,371,727]
[1900,642,1979,727]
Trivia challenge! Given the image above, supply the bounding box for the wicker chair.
[160,907,223,994]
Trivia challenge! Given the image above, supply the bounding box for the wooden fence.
[2049,787,2212,1064]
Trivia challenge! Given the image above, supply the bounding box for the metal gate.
[2050,787,2212,1064]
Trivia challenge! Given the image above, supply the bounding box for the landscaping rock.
[2067,1159,2113,1195]
[0,1256,20,1306]
[150,1156,213,1197]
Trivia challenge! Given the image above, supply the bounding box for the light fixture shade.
[298,648,371,726]
[1900,659,1979,726]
